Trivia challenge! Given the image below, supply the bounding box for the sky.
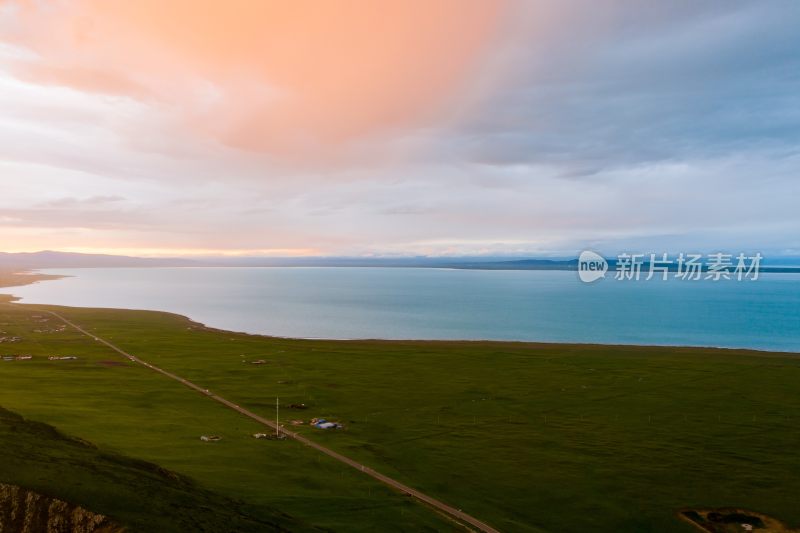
[0,0,799,258]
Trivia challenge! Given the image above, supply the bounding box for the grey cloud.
[379,205,436,216]
[40,195,126,208]
[458,2,800,174]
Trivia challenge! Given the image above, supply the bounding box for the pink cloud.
[2,0,510,160]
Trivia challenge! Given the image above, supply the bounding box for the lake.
[9,267,800,352]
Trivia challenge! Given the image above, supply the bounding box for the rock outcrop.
[0,483,122,533]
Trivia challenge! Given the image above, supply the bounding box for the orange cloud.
[3,0,509,159]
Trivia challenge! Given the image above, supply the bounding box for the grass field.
[2,296,800,531]
[0,299,449,532]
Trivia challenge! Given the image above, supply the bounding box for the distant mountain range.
[0,251,572,270]
[1,250,798,272]
[0,251,196,269]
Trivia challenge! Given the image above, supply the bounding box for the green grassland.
[0,300,449,532]
[2,297,800,531]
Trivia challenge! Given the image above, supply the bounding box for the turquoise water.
[9,267,800,352]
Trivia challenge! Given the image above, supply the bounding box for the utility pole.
[276,397,280,438]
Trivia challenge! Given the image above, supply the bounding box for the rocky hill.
[0,483,122,533]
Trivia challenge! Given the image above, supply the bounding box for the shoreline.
[3,268,798,356]
[0,270,67,289]
[2,294,796,358]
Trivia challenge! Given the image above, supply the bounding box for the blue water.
[9,267,800,352]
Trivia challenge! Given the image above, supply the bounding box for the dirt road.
[43,309,500,533]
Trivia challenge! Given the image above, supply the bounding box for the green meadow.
[2,297,800,532]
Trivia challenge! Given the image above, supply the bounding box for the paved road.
[43,309,500,533]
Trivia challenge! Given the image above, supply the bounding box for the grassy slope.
[0,405,309,532]
[3,300,800,531]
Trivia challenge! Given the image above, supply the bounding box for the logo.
[578,250,608,283]
[577,251,762,283]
